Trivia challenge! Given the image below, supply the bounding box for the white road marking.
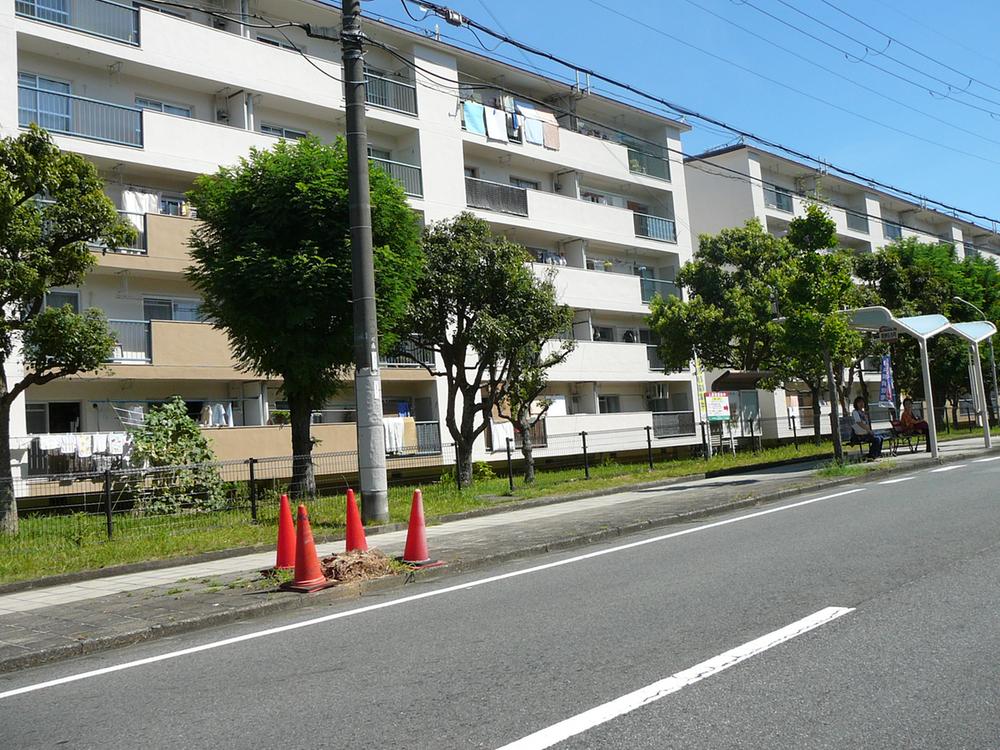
[0,488,865,701]
[975,455,1000,463]
[930,464,966,473]
[496,606,854,750]
[879,476,915,485]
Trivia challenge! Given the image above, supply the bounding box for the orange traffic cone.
[282,504,332,592]
[274,494,296,571]
[402,489,441,567]
[345,488,368,553]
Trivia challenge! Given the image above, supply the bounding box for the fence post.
[581,431,590,479]
[645,425,654,470]
[505,437,514,492]
[791,415,799,451]
[103,468,113,540]
[749,418,757,454]
[247,457,258,522]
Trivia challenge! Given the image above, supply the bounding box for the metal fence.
[633,212,677,243]
[465,177,530,216]
[107,319,151,363]
[18,86,143,146]
[640,277,680,303]
[364,72,417,115]
[627,149,670,181]
[370,156,423,197]
[16,0,140,44]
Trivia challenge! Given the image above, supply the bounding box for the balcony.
[371,157,423,198]
[639,277,680,304]
[764,185,794,213]
[365,72,417,115]
[465,177,529,216]
[15,0,138,44]
[550,341,684,382]
[18,86,142,147]
[380,341,435,368]
[627,149,670,181]
[633,212,677,243]
[107,319,150,363]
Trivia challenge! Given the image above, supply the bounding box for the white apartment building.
[0,0,701,480]
[684,144,1000,439]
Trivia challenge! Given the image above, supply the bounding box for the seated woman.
[851,396,884,460]
[899,397,932,453]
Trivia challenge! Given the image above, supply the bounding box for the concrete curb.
[4,444,995,673]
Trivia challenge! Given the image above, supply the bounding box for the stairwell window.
[260,123,308,140]
[135,96,192,118]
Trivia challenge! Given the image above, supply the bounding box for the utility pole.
[342,0,388,523]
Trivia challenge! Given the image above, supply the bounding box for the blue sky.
[361,0,1000,227]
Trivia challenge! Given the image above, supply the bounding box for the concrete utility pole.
[342,0,388,523]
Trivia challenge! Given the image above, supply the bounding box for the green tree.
[129,396,226,514]
[0,126,131,534]
[775,204,864,439]
[649,219,790,375]
[405,213,572,488]
[187,137,422,496]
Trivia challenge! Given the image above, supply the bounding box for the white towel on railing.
[38,434,60,451]
[58,434,76,455]
[108,432,127,456]
[92,433,109,453]
[490,420,516,452]
[484,106,509,143]
[9,437,31,450]
[76,434,93,458]
[383,417,405,453]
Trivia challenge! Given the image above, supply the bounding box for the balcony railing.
[646,345,665,371]
[846,210,870,234]
[18,86,143,146]
[107,319,150,363]
[633,212,677,243]
[15,0,139,44]
[370,157,423,198]
[37,199,146,253]
[763,186,793,212]
[627,149,670,181]
[652,410,696,438]
[465,177,529,216]
[639,277,680,304]
[414,421,442,455]
[364,72,417,115]
[380,341,435,368]
[484,418,548,452]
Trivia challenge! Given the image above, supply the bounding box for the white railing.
[18,86,143,146]
[364,72,417,115]
[16,0,139,44]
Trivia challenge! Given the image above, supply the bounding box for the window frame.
[509,176,541,191]
[45,289,81,313]
[260,123,308,140]
[135,95,192,118]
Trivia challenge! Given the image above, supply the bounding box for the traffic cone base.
[345,488,368,553]
[401,489,442,567]
[281,504,335,593]
[273,493,296,571]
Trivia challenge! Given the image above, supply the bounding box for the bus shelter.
[847,307,996,459]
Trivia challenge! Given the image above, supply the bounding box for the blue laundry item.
[523,117,544,145]
[463,101,486,135]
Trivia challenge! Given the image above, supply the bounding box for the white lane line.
[930,464,966,473]
[975,456,1000,463]
[0,488,865,701]
[496,606,854,750]
[879,476,915,485]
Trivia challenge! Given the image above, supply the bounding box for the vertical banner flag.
[693,352,708,419]
[878,354,895,408]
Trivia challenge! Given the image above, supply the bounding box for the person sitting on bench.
[852,396,883,460]
[899,397,931,453]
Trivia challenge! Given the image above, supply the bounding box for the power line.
[880,0,1000,70]
[402,0,1000,226]
[816,0,1000,97]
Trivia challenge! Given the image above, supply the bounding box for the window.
[763,184,793,212]
[509,176,540,191]
[135,96,192,118]
[26,402,81,433]
[135,2,185,19]
[260,123,307,140]
[464,167,479,179]
[883,221,902,241]
[598,395,621,414]
[20,0,69,24]
[367,146,391,160]
[18,72,71,133]
[26,403,48,435]
[46,290,80,313]
[592,325,614,342]
[143,297,202,322]
[160,195,185,216]
[257,34,298,51]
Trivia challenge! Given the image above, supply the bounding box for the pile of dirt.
[319,549,398,583]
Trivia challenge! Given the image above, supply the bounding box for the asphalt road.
[3,457,1000,748]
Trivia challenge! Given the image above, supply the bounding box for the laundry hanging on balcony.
[462,101,486,135]
[120,189,158,233]
[484,106,509,143]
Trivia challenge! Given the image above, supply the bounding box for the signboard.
[705,392,731,422]
[878,354,895,408]
[878,325,898,343]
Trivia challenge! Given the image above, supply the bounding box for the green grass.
[0,441,834,584]
[815,459,896,478]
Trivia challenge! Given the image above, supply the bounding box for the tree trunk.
[456,441,474,489]
[810,385,822,445]
[519,417,535,484]
[288,392,316,499]
[0,398,16,535]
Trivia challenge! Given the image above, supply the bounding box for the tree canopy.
[0,126,130,533]
[187,136,422,495]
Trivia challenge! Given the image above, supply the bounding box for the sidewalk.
[0,436,993,672]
